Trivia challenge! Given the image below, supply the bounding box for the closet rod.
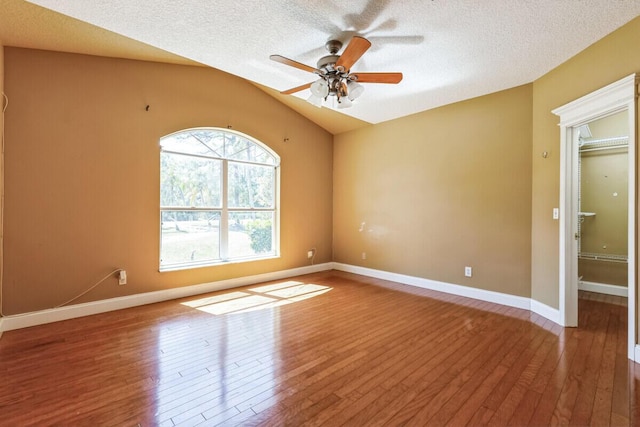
[579,253,628,263]
[581,135,628,145]
[580,144,628,153]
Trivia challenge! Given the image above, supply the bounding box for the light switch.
[553,208,559,220]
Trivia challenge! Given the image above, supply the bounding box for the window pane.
[161,211,220,266]
[160,153,221,207]
[228,211,275,259]
[159,128,280,270]
[161,130,225,158]
[228,163,275,208]
[224,133,276,165]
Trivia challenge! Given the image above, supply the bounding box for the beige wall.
[580,149,628,255]
[2,48,333,314]
[578,111,629,286]
[579,149,628,285]
[531,15,640,309]
[0,45,4,316]
[587,110,629,139]
[579,259,627,286]
[334,85,533,297]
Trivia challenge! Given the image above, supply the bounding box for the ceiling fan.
[270,36,403,109]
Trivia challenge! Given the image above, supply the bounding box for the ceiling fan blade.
[351,72,403,84]
[335,36,371,71]
[270,55,319,74]
[281,82,313,95]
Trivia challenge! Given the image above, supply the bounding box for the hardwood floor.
[0,270,637,426]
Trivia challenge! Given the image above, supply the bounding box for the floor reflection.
[153,280,332,424]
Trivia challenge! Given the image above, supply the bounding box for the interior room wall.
[579,150,628,285]
[588,110,629,138]
[531,15,640,310]
[579,112,628,286]
[333,84,533,298]
[0,44,4,317]
[2,47,334,315]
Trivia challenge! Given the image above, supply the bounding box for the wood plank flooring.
[0,270,637,426]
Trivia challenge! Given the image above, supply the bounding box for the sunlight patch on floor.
[263,283,329,298]
[181,291,250,308]
[181,281,332,315]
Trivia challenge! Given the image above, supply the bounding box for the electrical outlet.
[118,270,127,285]
[464,266,472,277]
[307,250,314,259]
[362,252,367,260]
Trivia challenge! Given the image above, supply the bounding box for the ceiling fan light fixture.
[310,79,329,98]
[347,80,364,101]
[306,93,323,108]
[337,80,349,97]
[337,96,352,109]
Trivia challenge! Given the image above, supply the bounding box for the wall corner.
[0,43,4,323]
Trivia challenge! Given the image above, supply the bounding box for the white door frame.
[552,73,638,361]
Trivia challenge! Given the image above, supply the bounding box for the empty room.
[1,1,640,425]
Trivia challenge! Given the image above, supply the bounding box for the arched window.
[159,128,280,270]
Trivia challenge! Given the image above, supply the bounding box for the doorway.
[553,73,638,361]
[577,112,629,298]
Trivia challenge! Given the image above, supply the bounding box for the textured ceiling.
[5,1,640,132]
[0,0,195,67]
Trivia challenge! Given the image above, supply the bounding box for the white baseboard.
[0,262,333,333]
[635,345,640,363]
[530,299,561,325]
[578,281,628,297]
[333,263,531,310]
[333,263,562,325]
[0,262,568,335]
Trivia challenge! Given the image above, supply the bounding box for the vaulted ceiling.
[2,1,640,134]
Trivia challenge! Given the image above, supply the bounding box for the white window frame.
[159,128,280,271]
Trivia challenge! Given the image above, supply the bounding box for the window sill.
[159,254,281,272]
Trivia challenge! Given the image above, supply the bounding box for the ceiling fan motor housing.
[317,55,341,73]
[325,39,343,54]
[317,40,347,73]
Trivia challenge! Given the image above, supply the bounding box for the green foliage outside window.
[247,219,273,253]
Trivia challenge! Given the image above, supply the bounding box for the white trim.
[334,263,565,324]
[578,281,628,297]
[0,263,333,332]
[635,345,640,363]
[557,122,580,327]
[552,74,638,126]
[0,262,612,337]
[333,263,531,310]
[530,299,561,325]
[552,73,638,359]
